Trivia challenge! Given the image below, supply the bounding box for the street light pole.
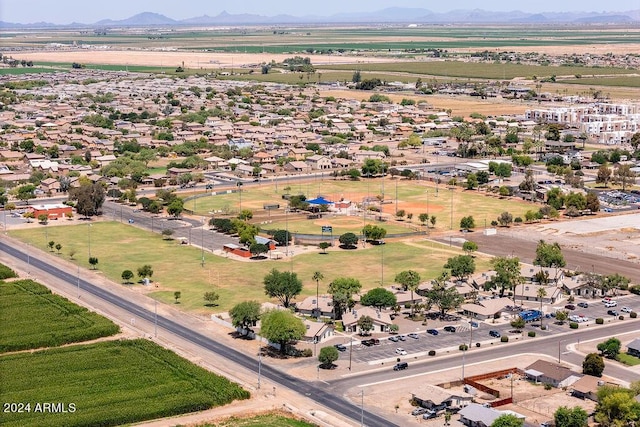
[77,264,80,297]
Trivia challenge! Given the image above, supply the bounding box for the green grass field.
[0,339,250,427]
[0,67,60,75]
[562,75,640,88]
[618,353,640,366]
[0,279,119,353]
[9,220,491,313]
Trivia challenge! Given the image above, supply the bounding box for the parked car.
[395,348,408,355]
[577,302,589,308]
[426,329,439,336]
[422,410,438,420]
[564,304,576,310]
[621,307,633,313]
[334,344,347,352]
[408,333,419,339]
[489,330,501,338]
[389,336,399,342]
[398,335,406,341]
[469,320,479,328]
[371,338,380,345]
[602,297,613,303]
[604,301,618,308]
[361,339,373,347]
[394,362,409,371]
[444,326,456,333]
[411,407,427,416]
[607,310,619,316]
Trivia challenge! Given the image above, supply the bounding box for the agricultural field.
[0,339,250,427]
[0,279,119,353]
[9,220,492,313]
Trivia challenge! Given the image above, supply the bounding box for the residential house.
[284,161,312,173]
[39,177,61,194]
[342,307,393,334]
[627,338,640,357]
[513,284,562,304]
[458,404,525,427]
[296,295,334,319]
[302,320,334,343]
[571,375,603,401]
[306,154,332,170]
[251,151,276,164]
[288,148,312,160]
[460,297,512,320]
[411,384,473,411]
[524,360,581,388]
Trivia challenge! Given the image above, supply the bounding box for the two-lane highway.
[0,240,397,427]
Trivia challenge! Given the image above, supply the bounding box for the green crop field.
[562,75,640,88]
[0,67,60,75]
[0,339,250,427]
[316,61,633,80]
[0,279,119,353]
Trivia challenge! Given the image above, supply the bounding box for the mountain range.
[2,8,639,28]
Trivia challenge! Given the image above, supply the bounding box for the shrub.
[595,318,604,324]
[475,342,481,347]
[631,312,637,319]
[300,348,313,357]
[528,331,536,337]
[0,263,18,279]
[501,336,509,342]
[618,315,624,321]
[544,383,553,390]
[459,344,468,351]
[570,322,579,329]
[428,350,436,356]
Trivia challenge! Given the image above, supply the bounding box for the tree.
[462,241,478,256]
[318,346,339,369]
[430,215,437,228]
[418,213,429,226]
[395,270,421,318]
[537,287,547,328]
[89,257,99,270]
[338,232,358,248]
[0,187,7,207]
[519,169,536,193]
[357,315,374,336]
[362,224,387,242]
[263,268,303,308]
[121,270,134,283]
[229,300,261,336]
[69,182,105,217]
[510,317,525,331]
[260,309,306,354]
[48,240,55,251]
[426,272,464,317]
[555,310,569,324]
[203,291,220,306]
[613,164,637,191]
[444,255,475,281]
[39,214,49,224]
[238,209,253,220]
[487,256,524,301]
[497,211,513,227]
[272,229,292,246]
[586,191,600,213]
[596,164,612,187]
[460,216,475,231]
[249,243,269,258]
[137,264,154,280]
[55,243,62,254]
[595,385,640,427]
[312,271,325,318]
[554,406,589,427]
[534,240,566,283]
[490,413,523,427]
[174,291,181,304]
[583,353,605,377]
[15,184,36,204]
[360,288,397,310]
[466,173,478,190]
[319,242,330,254]
[161,229,174,240]
[597,337,621,359]
[328,277,362,320]
[167,198,184,218]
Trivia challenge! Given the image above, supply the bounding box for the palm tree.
[312,271,324,320]
[537,287,547,329]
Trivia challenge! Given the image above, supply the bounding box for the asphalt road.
[329,319,640,393]
[0,240,395,427]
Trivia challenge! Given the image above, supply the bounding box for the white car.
[604,301,617,308]
[395,348,407,355]
[621,307,633,313]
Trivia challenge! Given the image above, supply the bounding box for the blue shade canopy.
[306,197,333,205]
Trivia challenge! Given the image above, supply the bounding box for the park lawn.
[0,279,119,353]
[10,222,488,313]
[187,178,538,233]
[617,353,640,366]
[211,412,317,426]
[0,339,249,427]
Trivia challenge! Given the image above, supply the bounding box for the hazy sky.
[2,0,635,24]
